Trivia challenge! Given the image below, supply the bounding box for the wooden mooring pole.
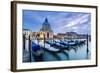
[86,34,89,59]
[23,34,25,50]
[87,34,89,53]
[29,35,32,62]
[43,34,45,48]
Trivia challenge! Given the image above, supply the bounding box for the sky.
[23,10,91,35]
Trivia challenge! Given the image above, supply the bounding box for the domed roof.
[40,18,53,33]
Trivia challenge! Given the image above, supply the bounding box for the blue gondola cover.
[32,42,41,52]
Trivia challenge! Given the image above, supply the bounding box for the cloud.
[54,13,91,34]
[72,27,78,29]
[61,14,90,28]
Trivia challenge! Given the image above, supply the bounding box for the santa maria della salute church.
[23,18,54,40]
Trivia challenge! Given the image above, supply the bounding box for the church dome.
[40,18,53,33]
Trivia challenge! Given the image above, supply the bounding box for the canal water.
[23,39,91,62]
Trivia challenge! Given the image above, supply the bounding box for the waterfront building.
[57,32,89,39]
[23,29,32,39]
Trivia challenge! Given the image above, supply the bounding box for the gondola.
[31,42,44,61]
[42,43,60,53]
[45,40,86,51]
[45,40,68,50]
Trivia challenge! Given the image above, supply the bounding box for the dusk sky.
[23,10,91,35]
